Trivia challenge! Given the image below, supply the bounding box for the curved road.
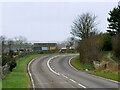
[29,54,119,89]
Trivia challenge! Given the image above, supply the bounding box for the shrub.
[8,58,17,72]
[101,33,112,51]
[2,54,10,66]
[112,34,120,60]
[79,35,102,64]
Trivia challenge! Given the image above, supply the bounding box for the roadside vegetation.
[71,56,94,70]
[2,54,41,88]
[1,1,120,89]
[0,80,2,90]
[70,3,120,82]
[71,56,120,81]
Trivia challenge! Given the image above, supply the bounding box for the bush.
[2,54,10,66]
[8,58,17,72]
[112,34,120,60]
[79,35,102,64]
[102,33,112,51]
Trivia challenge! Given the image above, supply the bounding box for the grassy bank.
[71,56,119,82]
[91,70,120,81]
[71,56,94,70]
[2,54,41,88]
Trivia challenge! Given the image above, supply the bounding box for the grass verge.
[0,80,2,90]
[70,56,119,82]
[2,54,42,88]
[91,70,120,82]
[71,56,94,70]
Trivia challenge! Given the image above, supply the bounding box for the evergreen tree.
[107,5,120,35]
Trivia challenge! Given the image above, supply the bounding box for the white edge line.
[69,56,119,84]
[47,55,60,76]
[28,57,39,89]
[47,55,86,89]
[28,55,87,89]
[69,56,79,71]
[88,73,119,83]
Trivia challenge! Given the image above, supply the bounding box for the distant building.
[33,43,58,51]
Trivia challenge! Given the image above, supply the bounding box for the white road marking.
[89,74,119,83]
[69,56,119,84]
[62,74,86,88]
[68,56,79,71]
[61,74,68,79]
[47,55,87,88]
[52,67,54,70]
[28,55,87,89]
[47,55,60,76]
[78,83,87,89]
[69,79,76,83]
[28,57,38,89]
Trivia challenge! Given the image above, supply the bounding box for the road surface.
[28,54,119,89]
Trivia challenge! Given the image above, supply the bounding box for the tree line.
[71,3,120,67]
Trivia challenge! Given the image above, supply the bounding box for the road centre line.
[47,55,87,89]
[47,55,60,76]
[61,74,68,79]
[69,79,76,83]
[78,83,87,88]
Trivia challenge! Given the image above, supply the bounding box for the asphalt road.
[29,54,119,89]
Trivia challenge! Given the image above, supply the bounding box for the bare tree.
[71,13,98,39]
[71,13,100,64]
[13,36,27,50]
[65,37,75,48]
[58,37,75,49]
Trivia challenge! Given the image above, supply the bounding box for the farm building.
[33,43,58,52]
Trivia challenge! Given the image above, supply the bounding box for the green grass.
[0,80,2,89]
[71,56,94,70]
[91,70,120,82]
[2,54,42,88]
[70,56,119,82]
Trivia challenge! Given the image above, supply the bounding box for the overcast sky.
[0,1,118,42]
